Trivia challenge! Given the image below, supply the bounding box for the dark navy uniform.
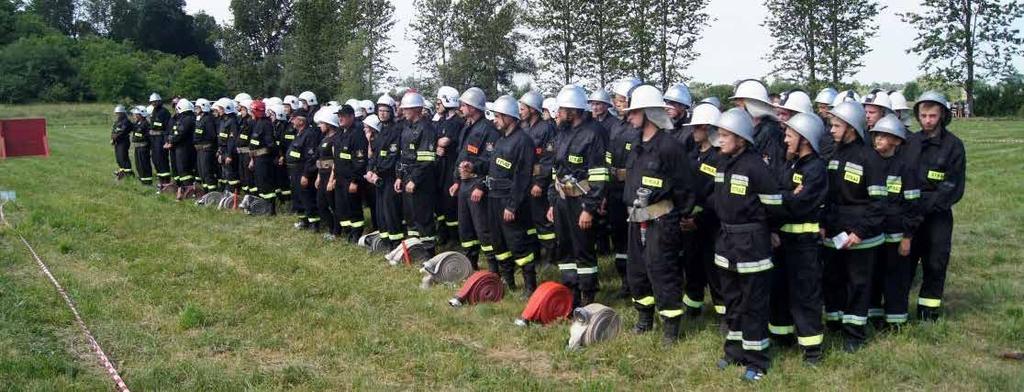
[316,129,340,235]
[522,118,557,261]
[149,104,173,184]
[217,113,240,192]
[369,119,404,247]
[398,117,439,251]
[286,125,321,227]
[485,125,538,292]
[249,115,278,211]
[454,117,500,269]
[434,111,465,245]
[606,117,639,293]
[169,111,197,188]
[194,111,219,192]
[112,114,133,178]
[132,117,153,184]
[332,123,369,242]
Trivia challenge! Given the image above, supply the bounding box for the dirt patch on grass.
[485,346,577,382]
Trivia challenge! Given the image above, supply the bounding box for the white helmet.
[684,102,722,127]
[400,91,427,108]
[343,99,363,116]
[459,87,487,111]
[363,114,382,132]
[611,77,642,98]
[624,85,669,112]
[437,86,461,108]
[238,99,254,113]
[130,106,142,116]
[729,79,770,104]
[359,100,374,116]
[234,93,252,103]
[861,89,893,112]
[587,89,612,106]
[283,95,303,110]
[831,90,861,107]
[175,98,194,113]
[777,90,813,114]
[519,91,543,113]
[663,83,693,107]
[194,98,211,113]
[314,107,339,128]
[889,91,910,111]
[299,91,318,106]
[556,85,588,110]
[149,92,162,102]
[490,95,521,120]
[543,97,558,115]
[715,108,756,144]
[215,98,237,115]
[264,97,283,107]
[376,94,396,110]
[114,105,126,114]
[146,104,155,118]
[700,96,722,110]
[268,103,286,121]
[814,87,839,105]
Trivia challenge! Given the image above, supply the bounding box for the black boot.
[580,291,595,307]
[917,306,940,322]
[522,269,538,299]
[501,266,517,291]
[662,316,681,346]
[486,257,500,274]
[633,309,655,334]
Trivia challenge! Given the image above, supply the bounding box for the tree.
[0,34,82,103]
[819,0,883,86]
[579,0,628,89]
[901,0,1024,113]
[446,0,533,94]
[220,0,294,95]
[28,0,75,35]
[621,0,711,89]
[281,0,345,99]
[352,0,396,95]
[762,0,820,84]
[525,0,587,89]
[407,0,457,85]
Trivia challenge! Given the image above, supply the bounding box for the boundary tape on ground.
[0,201,130,392]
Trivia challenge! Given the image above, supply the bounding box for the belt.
[516,281,573,326]
[195,142,214,151]
[614,168,627,182]
[459,173,480,181]
[567,303,622,350]
[722,222,767,234]
[449,271,504,307]
[780,222,819,234]
[420,251,473,288]
[483,176,512,191]
[316,159,335,169]
[147,131,164,136]
[131,142,150,148]
[251,148,270,156]
[237,147,251,153]
[532,164,542,176]
[554,178,591,198]
[627,199,674,223]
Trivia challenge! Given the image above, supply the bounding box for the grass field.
[1,103,1022,391]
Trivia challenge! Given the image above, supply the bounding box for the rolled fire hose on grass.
[216,192,241,210]
[566,303,622,350]
[385,237,433,265]
[420,251,473,288]
[196,191,224,207]
[357,231,389,252]
[515,281,573,326]
[449,271,504,307]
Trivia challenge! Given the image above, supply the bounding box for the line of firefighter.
[110,80,965,381]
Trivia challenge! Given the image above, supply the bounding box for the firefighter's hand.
[771,233,781,248]
[218,154,224,164]
[449,182,459,197]
[277,157,284,166]
[470,188,483,202]
[314,175,321,190]
[364,172,378,184]
[248,159,254,171]
[843,233,862,249]
[899,237,912,256]
[405,180,416,193]
[546,207,555,223]
[393,179,402,193]
[579,210,593,230]
[530,184,543,198]
[327,178,335,191]
[225,156,233,165]
[300,176,309,188]
[436,145,446,157]
[598,198,608,216]
[503,208,515,223]
[680,217,697,231]
[163,143,171,149]
[439,136,451,147]
[793,184,804,195]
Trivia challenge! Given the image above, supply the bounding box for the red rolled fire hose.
[516,281,573,326]
[449,271,504,307]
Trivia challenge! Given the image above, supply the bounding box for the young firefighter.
[148,93,173,188]
[547,85,609,308]
[730,80,785,171]
[314,107,341,239]
[167,99,197,200]
[822,101,887,352]
[194,99,220,195]
[605,78,641,297]
[366,96,404,250]
[270,103,293,203]
[769,112,829,364]
[866,114,923,329]
[130,106,153,185]
[111,105,134,180]
[450,87,499,271]
[396,92,439,254]
[621,85,694,345]
[434,86,464,246]
[710,108,782,382]
[285,114,321,230]
[214,98,241,195]
[237,100,256,196]
[484,95,539,295]
[906,91,966,321]
[518,91,557,264]
[248,100,278,214]
[331,105,369,243]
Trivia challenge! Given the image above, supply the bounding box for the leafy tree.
[407,0,456,85]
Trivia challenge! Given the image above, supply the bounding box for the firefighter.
[111,105,134,180]
[547,85,609,308]
[193,99,219,195]
[248,100,278,214]
[519,91,557,264]
[300,91,319,126]
[315,107,341,239]
[862,89,893,131]
[286,114,321,230]
[130,106,153,185]
[214,98,241,195]
[269,103,293,203]
[449,88,499,270]
[906,91,966,321]
[664,83,694,144]
[730,80,785,171]
[434,86,465,246]
[484,95,539,295]
[774,90,814,123]
[166,99,197,200]
[148,93,173,188]
[605,77,642,298]
[620,85,694,345]
[366,95,404,249]
[888,91,913,128]
[237,100,255,196]
[709,108,782,382]
[822,101,887,353]
[330,105,369,242]
[396,92,439,253]
[865,114,923,330]
[678,102,725,319]
[769,112,829,364]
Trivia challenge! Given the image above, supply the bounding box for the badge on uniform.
[792,173,803,185]
[485,142,494,152]
[467,144,479,154]
[389,144,398,152]
[496,157,512,169]
[730,174,748,195]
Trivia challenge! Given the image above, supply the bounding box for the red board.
[0,118,50,158]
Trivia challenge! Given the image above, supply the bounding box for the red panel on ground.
[0,118,49,158]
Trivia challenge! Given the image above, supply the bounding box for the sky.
[186,0,1024,86]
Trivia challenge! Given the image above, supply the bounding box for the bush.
[172,57,227,99]
[0,35,83,103]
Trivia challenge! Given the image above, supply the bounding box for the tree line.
[2,0,1024,117]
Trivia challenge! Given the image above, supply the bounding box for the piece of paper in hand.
[833,232,850,249]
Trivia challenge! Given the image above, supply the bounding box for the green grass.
[1,103,1023,390]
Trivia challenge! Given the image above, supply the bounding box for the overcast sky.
[186,0,1024,86]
